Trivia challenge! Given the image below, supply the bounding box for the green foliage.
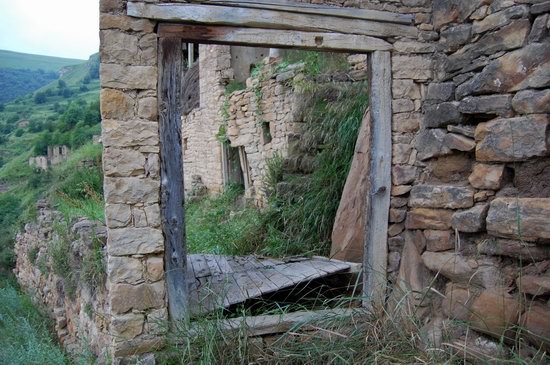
[285,50,349,77]
[263,83,368,256]
[14,128,24,137]
[0,194,22,272]
[224,80,246,95]
[186,185,267,255]
[0,68,58,104]
[28,246,39,265]
[81,237,106,290]
[0,280,67,365]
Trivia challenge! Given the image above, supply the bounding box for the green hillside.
[0,53,101,272]
[0,50,85,72]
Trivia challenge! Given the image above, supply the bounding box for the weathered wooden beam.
[158,24,392,52]
[362,51,391,309]
[128,2,417,38]
[203,0,415,24]
[158,37,188,321]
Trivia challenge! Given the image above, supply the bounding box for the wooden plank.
[214,255,234,274]
[128,2,417,38]
[204,254,223,276]
[258,266,295,288]
[191,254,212,278]
[204,0,414,24]
[363,51,391,309]
[247,270,279,294]
[218,308,367,337]
[158,37,188,321]
[226,256,246,273]
[233,271,263,298]
[157,25,394,52]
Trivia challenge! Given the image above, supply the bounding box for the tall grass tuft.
[0,279,67,365]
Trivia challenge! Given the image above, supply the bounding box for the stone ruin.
[28,144,70,170]
[11,0,550,362]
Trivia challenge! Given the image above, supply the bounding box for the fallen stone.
[520,303,550,351]
[478,239,550,262]
[468,163,506,190]
[330,110,370,262]
[458,94,513,116]
[444,133,476,152]
[405,208,453,230]
[410,185,474,209]
[415,129,452,161]
[468,289,520,338]
[108,227,164,256]
[472,5,528,34]
[512,89,550,114]
[517,275,550,297]
[451,204,489,232]
[456,43,550,97]
[486,198,550,241]
[424,230,454,252]
[475,115,549,162]
[423,102,463,128]
[396,239,433,307]
[422,251,504,288]
[442,283,473,320]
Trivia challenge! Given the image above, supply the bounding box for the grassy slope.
[0,49,84,72]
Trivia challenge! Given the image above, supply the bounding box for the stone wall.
[99,0,167,359]
[94,0,550,360]
[14,202,110,359]
[182,45,233,197]
[373,0,550,354]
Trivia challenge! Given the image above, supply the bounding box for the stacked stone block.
[100,0,167,358]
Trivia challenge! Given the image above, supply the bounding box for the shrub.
[81,237,106,290]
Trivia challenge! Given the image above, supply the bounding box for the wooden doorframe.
[156,23,392,320]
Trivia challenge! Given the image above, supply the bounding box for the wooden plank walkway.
[187,254,353,315]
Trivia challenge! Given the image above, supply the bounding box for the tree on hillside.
[34,92,47,104]
[0,103,4,112]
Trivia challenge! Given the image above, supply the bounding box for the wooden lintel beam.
[202,0,415,25]
[158,24,393,52]
[128,2,417,38]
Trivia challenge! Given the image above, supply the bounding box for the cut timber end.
[187,255,357,315]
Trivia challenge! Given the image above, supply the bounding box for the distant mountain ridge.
[0,51,93,104]
[0,50,85,72]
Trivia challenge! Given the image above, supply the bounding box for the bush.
[14,128,24,137]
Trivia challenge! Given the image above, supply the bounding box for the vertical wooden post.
[363,51,391,309]
[158,37,188,321]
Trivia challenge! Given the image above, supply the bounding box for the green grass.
[0,278,67,365]
[0,49,84,72]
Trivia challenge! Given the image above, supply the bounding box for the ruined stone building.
[11,0,550,362]
[28,144,70,170]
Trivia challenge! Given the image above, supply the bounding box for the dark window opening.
[261,121,272,144]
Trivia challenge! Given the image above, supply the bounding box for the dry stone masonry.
[14,0,548,361]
